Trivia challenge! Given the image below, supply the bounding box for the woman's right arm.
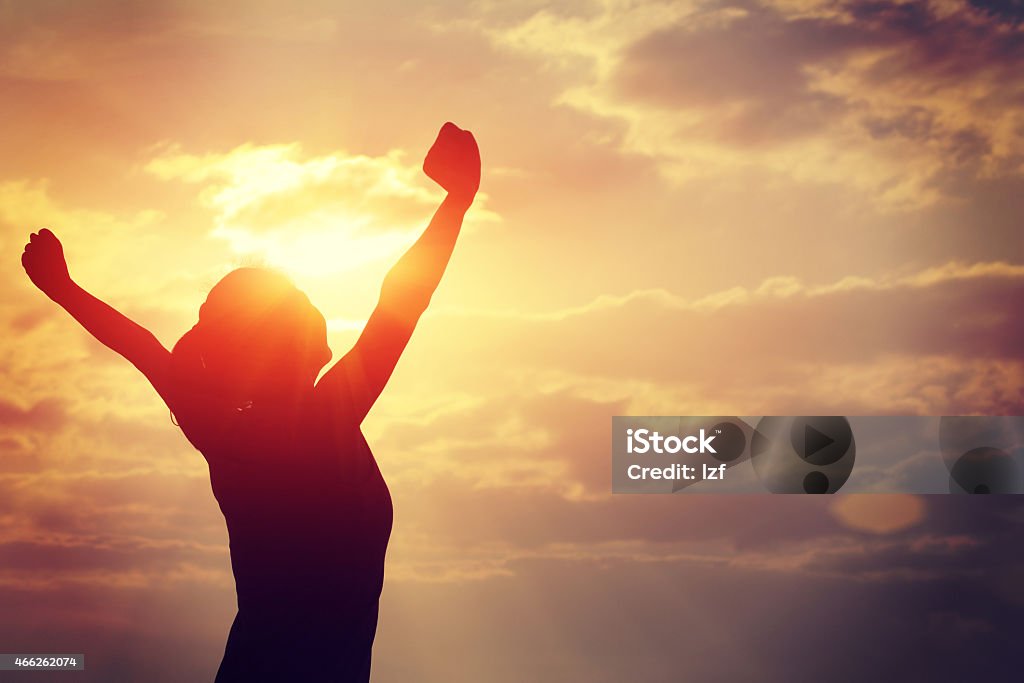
[22,229,175,407]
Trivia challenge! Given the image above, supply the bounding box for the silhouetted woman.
[21,123,481,682]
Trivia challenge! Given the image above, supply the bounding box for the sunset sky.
[2,0,1024,680]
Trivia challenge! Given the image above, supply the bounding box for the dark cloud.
[612,0,1024,171]
[375,518,1023,683]
[970,0,1024,24]
[614,4,863,144]
[376,493,1024,682]
[862,106,937,142]
[849,0,1023,85]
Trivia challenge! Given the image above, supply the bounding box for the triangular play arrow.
[804,424,835,458]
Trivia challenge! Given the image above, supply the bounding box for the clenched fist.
[423,122,480,205]
[22,228,72,299]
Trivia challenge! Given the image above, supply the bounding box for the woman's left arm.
[315,122,480,424]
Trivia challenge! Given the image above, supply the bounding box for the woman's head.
[171,268,331,406]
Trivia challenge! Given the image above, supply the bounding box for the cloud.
[144,142,499,279]
[388,260,1024,417]
[444,259,1024,318]
[473,0,1024,209]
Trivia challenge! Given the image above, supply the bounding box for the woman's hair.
[170,268,332,408]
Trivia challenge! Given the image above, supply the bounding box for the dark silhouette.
[21,122,481,681]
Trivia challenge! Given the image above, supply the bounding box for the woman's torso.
[179,397,393,649]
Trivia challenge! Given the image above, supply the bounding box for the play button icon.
[749,416,857,493]
[804,425,835,458]
[789,417,853,466]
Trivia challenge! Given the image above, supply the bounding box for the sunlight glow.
[146,142,441,278]
[212,220,418,278]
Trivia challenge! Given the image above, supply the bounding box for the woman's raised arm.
[22,229,174,406]
[315,122,481,424]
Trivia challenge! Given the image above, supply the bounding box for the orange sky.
[2,1,1024,680]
